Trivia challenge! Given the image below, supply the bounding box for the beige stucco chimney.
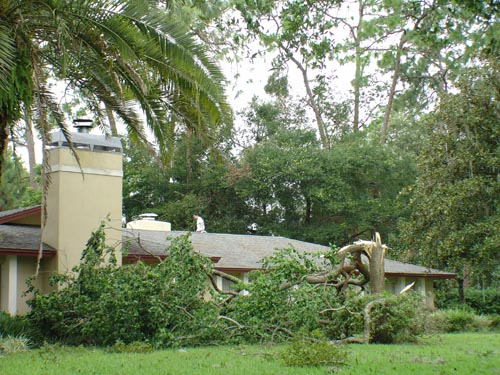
[42,122,123,275]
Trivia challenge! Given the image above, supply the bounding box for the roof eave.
[0,248,56,257]
[0,206,41,224]
[385,272,456,279]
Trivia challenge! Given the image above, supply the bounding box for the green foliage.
[223,247,343,341]
[1,0,232,177]
[122,134,248,234]
[27,224,219,347]
[0,150,32,210]
[435,287,500,315]
[369,293,428,344]
[279,331,348,368]
[429,309,476,333]
[0,312,30,337]
[107,341,154,353]
[398,61,500,282]
[225,247,426,344]
[324,292,428,343]
[427,307,500,333]
[235,125,416,245]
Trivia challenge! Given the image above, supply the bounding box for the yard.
[1,333,498,375]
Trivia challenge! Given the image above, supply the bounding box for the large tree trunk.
[381,36,405,145]
[369,233,385,294]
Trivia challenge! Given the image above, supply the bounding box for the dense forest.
[2,0,499,293]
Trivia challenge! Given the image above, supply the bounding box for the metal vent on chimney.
[73,118,93,133]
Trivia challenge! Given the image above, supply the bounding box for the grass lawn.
[1,333,498,375]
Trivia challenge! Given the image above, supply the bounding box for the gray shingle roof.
[0,218,454,278]
[0,224,54,254]
[123,229,455,278]
[123,230,330,270]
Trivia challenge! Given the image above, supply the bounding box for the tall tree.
[0,0,232,177]
[399,61,500,296]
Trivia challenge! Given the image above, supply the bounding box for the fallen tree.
[27,229,424,347]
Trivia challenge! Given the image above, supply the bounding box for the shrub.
[279,331,348,367]
[324,292,428,343]
[464,288,500,315]
[428,309,499,333]
[435,287,500,315]
[0,335,30,354]
[368,292,428,344]
[429,309,475,332]
[0,312,30,337]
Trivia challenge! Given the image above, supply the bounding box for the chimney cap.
[48,130,122,152]
[73,118,93,133]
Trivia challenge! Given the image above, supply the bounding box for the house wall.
[43,146,123,276]
[0,256,45,315]
[386,276,435,307]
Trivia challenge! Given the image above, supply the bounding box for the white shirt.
[196,216,206,232]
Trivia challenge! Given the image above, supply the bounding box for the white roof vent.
[139,213,158,221]
[126,213,171,231]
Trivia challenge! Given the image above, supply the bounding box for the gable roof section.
[0,205,41,225]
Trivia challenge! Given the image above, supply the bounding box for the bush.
[0,312,30,337]
[324,292,428,343]
[435,287,500,315]
[428,309,499,333]
[0,335,30,354]
[465,288,500,315]
[369,293,428,344]
[279,331,348,367]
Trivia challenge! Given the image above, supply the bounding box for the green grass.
[0,333,499,375]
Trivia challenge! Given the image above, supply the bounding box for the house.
[0,127,455,315]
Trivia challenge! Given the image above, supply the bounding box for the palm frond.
[0,23,16,93]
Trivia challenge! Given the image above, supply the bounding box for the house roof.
[0,224,55,257]
[123,229,455,279]
[123,229,329,271]
[0,206,455,279]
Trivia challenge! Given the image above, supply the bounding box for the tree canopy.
[399,60,500,288]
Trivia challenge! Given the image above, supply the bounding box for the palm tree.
[0,0,232,177]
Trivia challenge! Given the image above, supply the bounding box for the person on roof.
[192,213,206,233]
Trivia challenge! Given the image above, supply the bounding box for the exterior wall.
[16,257,41,315]
[0,256,43,315]
[43,147,122,276]
[0,255,17,315]
[387,276,435,308]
